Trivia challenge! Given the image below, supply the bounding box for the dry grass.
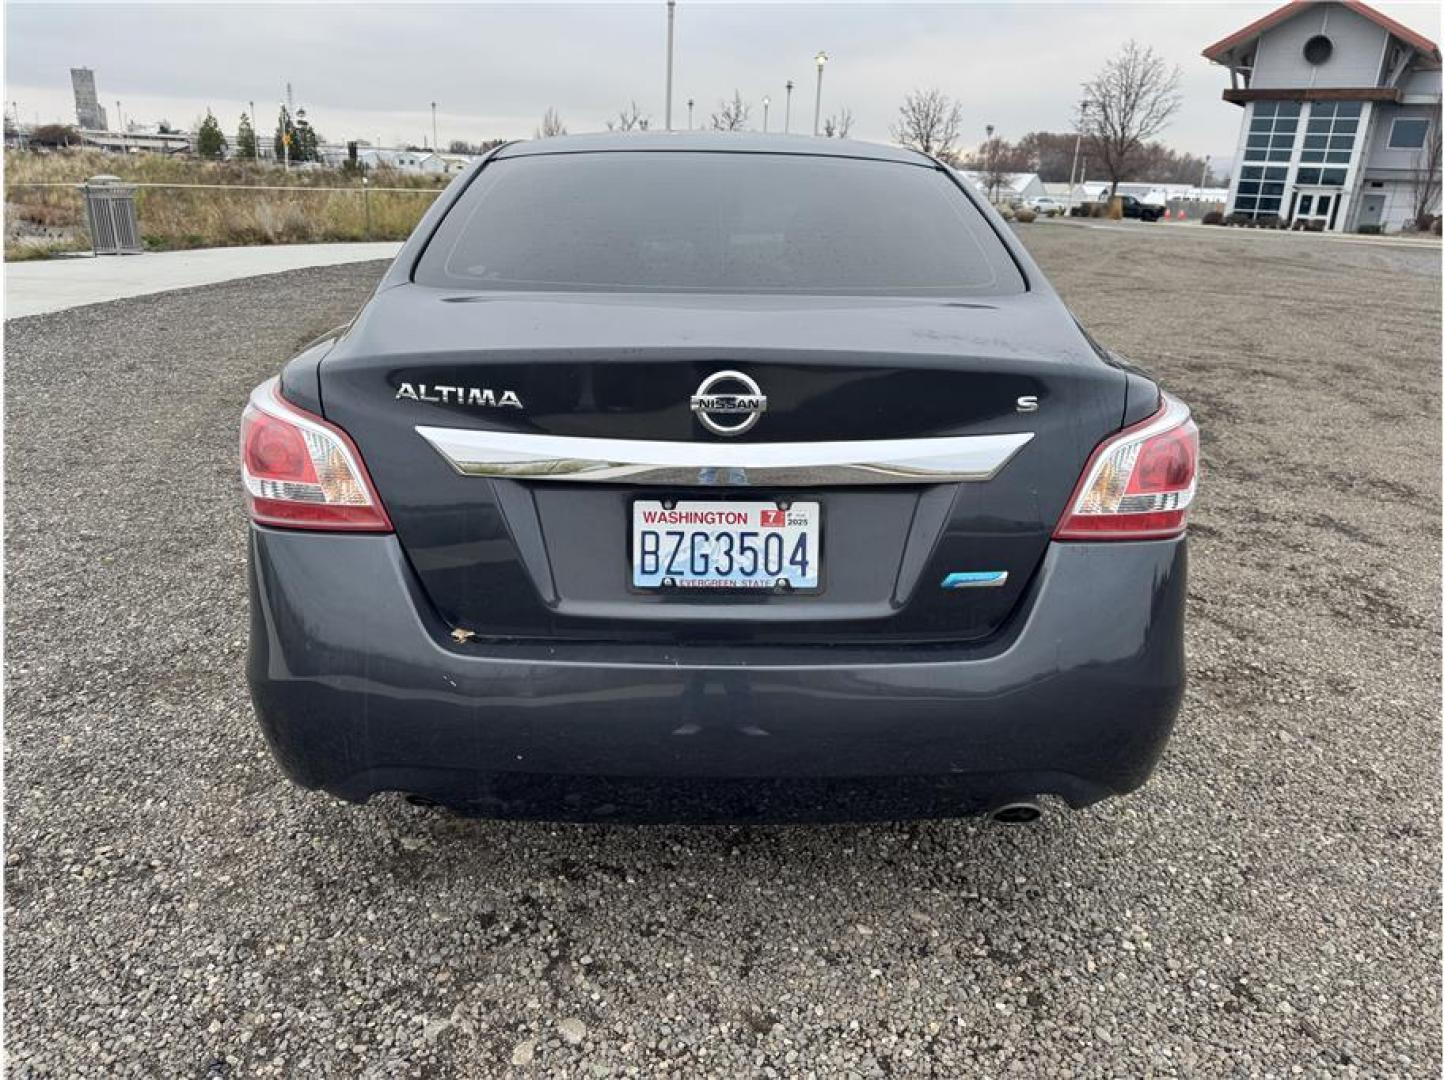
[4,149,444,259]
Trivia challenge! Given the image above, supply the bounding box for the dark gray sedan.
[242,133,1198,823]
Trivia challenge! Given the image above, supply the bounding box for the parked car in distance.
[1027,195,1068,216]
[1119,194,1166,221]
[242,133,1199,825]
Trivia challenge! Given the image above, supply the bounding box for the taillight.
[240,378,392,532]
[1054,394,1198,540]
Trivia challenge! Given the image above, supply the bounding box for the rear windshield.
[414,151,1025,296]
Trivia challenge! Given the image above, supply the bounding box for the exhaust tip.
[989,800,1042,824]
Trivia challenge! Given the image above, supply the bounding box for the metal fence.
[81,175,142,254]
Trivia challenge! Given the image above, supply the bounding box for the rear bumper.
[247,526,1187,822]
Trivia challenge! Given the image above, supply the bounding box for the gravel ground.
[5,226,1440,1077]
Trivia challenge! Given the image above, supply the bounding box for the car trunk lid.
[317,286,1128,644]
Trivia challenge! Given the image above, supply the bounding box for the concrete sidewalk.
[4,242,402,319]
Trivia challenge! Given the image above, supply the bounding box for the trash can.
[81,175,142,255]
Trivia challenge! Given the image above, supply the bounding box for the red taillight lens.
[1054,394,1199,540]
[240,378,392,532]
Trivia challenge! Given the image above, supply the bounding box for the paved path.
[4,242,402,319]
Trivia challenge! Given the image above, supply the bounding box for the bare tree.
[822,107,855,139]
[890,89,964,162]
[1080,40,1182,196]
[535,107,567,139]
[1410,105,1442,229]
[606,101,651,132]
[977,136,1013,203]
[709,91,750,132]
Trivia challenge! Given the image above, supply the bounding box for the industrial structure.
[69,67,107,131]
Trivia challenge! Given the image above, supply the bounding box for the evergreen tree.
[196,109,227,159]
[293,108,322,162]
[236,111,258,159]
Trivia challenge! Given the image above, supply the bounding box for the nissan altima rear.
[243,133,1197,823]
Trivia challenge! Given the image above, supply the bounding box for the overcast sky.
[6,1,1442,161]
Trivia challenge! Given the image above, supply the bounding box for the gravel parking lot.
[6,224,1440,1077]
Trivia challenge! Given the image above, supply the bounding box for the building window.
[1389,118,1430,150]
[1237,102,1299,217]
[1303,35,1333,65]
[1295,167,1348,186]
[1298,101,1359,185]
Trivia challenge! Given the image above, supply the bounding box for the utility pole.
[784,80,793,133]
[1200,154,1212,188]
[812,53,828,136]
[687,98,694,130]
[762,96,770,133]
[115,100,124,154]
[664,0,676,131]
[1068,101,1092,212]
[431,101,438,150]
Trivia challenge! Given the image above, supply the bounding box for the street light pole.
[762,96,770,133]
[1067,101,1092,212]
[664,0,676,131]
[1200,154,1211,189]
[431,101,438,151]
[115,100,125,154]
[812,52,828,136]
[687,98,694,130]
[985,124,996,202]
[784,80,793,133]
[248,100,256,158]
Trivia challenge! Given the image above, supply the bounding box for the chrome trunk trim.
[414,427,1034,486]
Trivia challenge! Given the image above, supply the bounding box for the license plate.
[632,500,821,590]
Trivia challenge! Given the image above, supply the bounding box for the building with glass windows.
[1204,0,1441,232]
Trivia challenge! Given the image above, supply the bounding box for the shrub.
[1224,212,1248,226]
[1202,210,1224,225]
[1357,223,1382,235]
[1068,203,1091,218]
[1434,218,1442,237]
[1256,214,1282,230]
[998,205,1015,221]
[1014,207,1037,223]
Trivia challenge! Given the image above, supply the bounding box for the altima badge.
[691,370,766,436]
[395,382,523,408]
